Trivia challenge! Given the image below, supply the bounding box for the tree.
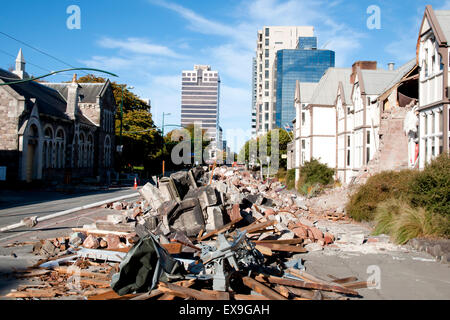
[239,129,292,169]
[76,75,163,174]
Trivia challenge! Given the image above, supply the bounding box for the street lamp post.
[162,112,171,136]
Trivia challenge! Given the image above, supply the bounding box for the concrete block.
[139,183,166,210]
[205,206,224,232]
[83,235,100,249]
[159,177,181,202]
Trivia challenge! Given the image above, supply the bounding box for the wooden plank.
[53,266,110,281]
[255,245,273,256]
[158,282,218,300]
[327,275,358,284]
[79,278,111,288]
[233,294,270,300]
[161,243,183,254]
[87,289,139,300]
[201,289,230,300]
[272,285,290,298]
[15,269,51,278]
[158,280,196,300]
[343,281,368,289]
[95,221,135,233]
[258,243,307,253]
[242,276,287,300]
[129,289,164,301]
[254,274,359,296]
[172,239,201,251]
[6,289,57,298]
[198,217,243,241]
[72,228,130,237]
[253,238,304,245]
[239,220,276,234]
[288,269,354,294]
[282,286,319,300]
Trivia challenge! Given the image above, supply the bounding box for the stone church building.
[0,49,116,184]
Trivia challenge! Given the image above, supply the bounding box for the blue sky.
[1,0,450,152]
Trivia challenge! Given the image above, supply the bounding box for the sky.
[1,0,450,152]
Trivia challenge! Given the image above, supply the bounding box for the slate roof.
[309,68,352,106]
[435,10,450,42]
[0,68,69,119]
[44,82,107,104]
[298,82,318,104]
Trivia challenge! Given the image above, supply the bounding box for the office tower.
[251,57,257,137]
[254,26,314,136]
[275,37,335,129]
[181,65,220,155]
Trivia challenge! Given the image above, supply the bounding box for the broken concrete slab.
[159,177,181,202]
[139,183,166,211]
[205,206,225,232]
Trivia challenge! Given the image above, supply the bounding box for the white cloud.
[97,37,183,58]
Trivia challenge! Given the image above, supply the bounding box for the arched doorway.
[26,124,39,182]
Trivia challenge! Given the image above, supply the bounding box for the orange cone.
[134,177,137,190]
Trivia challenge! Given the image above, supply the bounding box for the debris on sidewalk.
[2,165,367,300]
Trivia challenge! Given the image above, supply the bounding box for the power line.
[0,30,89,75]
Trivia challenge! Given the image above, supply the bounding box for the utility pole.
[162,112,171,136]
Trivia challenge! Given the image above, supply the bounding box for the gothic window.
[87,134,94,168]
[43,126,54,168]
[104,135,111,167]
[55,128,65,169]
[79,132,85,168]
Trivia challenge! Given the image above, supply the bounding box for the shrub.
[346,170,414,221]
[285,169,296,190]
[409,153,450,217]
[373,199,450,244]
[297,159,334,195]
[276,168,287,182]
[373,198,402,235]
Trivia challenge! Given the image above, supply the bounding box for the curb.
[0,192,140,233]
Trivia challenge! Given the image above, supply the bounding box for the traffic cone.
[134,177,137,190]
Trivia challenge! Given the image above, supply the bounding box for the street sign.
[0,166,6,181]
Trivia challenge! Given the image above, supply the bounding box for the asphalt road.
[0,187,138,229]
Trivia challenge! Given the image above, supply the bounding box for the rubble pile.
[3,166,368,300]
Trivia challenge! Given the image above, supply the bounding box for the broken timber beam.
[198,217,243,241]
[158,282,218,300]
[258,243,307,253]
[254,274,359,296]
[242,276,287,300]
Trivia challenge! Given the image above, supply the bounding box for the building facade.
[254,26,314,136]
[275,37,335,129]
[181,65,221,157]
[0,50,116,184]
[417,5,450,169]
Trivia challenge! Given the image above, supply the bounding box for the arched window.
[104,135,111,167]
[43,126,54,168]
[87,134,94,168]
[56,128,65,168]
[79,133,85,168]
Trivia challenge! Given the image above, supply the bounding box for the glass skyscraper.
[275,37,335,129]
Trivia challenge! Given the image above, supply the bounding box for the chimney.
[388,62,395,71]
[66,74,79,120]
[350,61,377,84]
[13,48,28,79]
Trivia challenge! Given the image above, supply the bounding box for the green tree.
[76,75,163,175]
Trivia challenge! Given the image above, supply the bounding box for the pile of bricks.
[3,165,368,300]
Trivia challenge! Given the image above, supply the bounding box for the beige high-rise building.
[253,26,314,136]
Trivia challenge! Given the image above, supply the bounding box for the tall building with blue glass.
[275,37,335,129]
